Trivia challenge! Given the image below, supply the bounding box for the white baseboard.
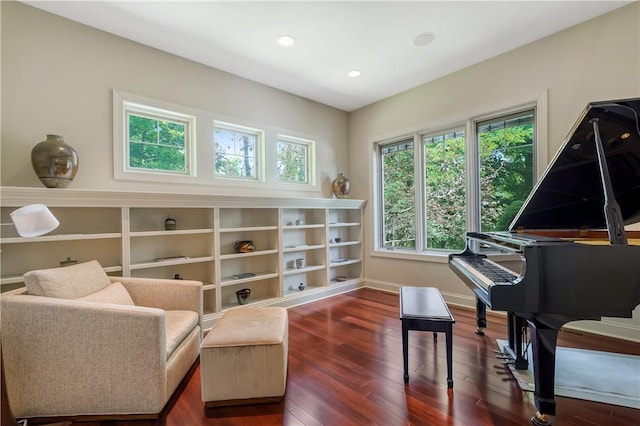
[363,279,475,309]
[362,279,640,343]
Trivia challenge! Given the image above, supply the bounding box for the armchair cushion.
[23,260,111,299]
[166,310,200,358]
[75,282,135,306]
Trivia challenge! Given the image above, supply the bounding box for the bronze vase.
[31,134,79,188]
[332,173,350,199]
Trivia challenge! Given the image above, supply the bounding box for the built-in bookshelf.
[0,187,365,328]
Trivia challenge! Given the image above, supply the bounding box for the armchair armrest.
[111,277,202,314]
[1,295,169,415]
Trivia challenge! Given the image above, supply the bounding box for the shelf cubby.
[220,277,280,310]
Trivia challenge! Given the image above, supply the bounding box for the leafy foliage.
[381,115,534,251]
[277,141,308,183]
[382,141,415,248]
[479,123,533,232]
[425,134,466,250]
[128,114,186,172]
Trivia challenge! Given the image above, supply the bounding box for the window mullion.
[414,132,426,251]
[467,120,480,233]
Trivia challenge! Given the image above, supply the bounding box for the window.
[124,103,194,175]
[114,90,317,189]
[380,138,415,249]
[477,112,534,232]
[277,135,315,184]
[213,122,263,180]
[424,129,466,250]
[376,107,536,254]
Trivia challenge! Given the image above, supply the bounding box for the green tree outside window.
[128,114,187,173]
[277,141,308,184]
[378,109,534,253]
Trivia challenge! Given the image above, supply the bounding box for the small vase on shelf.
[332,173,350,199]
[165,216,176,231]
[235,288,251,305]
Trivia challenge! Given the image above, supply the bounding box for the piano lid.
[510,98,640,231]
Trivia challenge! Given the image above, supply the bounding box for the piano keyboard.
[449,255,519,290]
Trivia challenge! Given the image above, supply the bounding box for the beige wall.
[0,1,349,198]
[348,3,639,339]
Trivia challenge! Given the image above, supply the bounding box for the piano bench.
[399,286,455,389]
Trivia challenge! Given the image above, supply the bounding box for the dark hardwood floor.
[31,288,640,426]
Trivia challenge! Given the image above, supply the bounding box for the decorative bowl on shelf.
[234,240,256,253]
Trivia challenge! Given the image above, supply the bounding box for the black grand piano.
[448,98,640,426]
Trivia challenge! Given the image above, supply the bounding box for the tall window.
[424,129,466,250]
[124,104,194,175]
[376,107,535,254]
[277,135,315,184]
[380,138,415,249]
[213,122,262,179]
[478,111,534,232]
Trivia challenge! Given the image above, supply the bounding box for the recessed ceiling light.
[348,70,361,78]
[278,35,296,47]
[412,32,436,47]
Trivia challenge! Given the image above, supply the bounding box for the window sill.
[372,248,451,263]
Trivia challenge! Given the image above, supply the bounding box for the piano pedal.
[493,349,504,354]
[530,411,552,426]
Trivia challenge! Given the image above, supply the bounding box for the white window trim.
[372,92,548,260]
[113,90,320,193]
[113,90,198,184]
[276,134,316,186]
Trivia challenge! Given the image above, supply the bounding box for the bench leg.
[402,321,409,384]
[446,323,454,389]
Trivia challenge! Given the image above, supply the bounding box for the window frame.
[373,99,546,260]
[474,109,536,234]
[276,134,316,186]
[378,136,417,250]
[125,109,192,175]
[113,90,320,192]
[421,126,467,252]
[114,91,197,184]
[213,120,265,182]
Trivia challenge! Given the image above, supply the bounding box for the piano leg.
[475,297,487,335]
[528,320,559,426]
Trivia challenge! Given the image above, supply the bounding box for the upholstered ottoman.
[200,307,288,408]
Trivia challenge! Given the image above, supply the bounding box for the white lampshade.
[10,204,60,238]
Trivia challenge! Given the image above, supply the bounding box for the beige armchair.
[0,261,202,421]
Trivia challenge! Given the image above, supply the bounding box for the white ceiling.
[24,1,632,112]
